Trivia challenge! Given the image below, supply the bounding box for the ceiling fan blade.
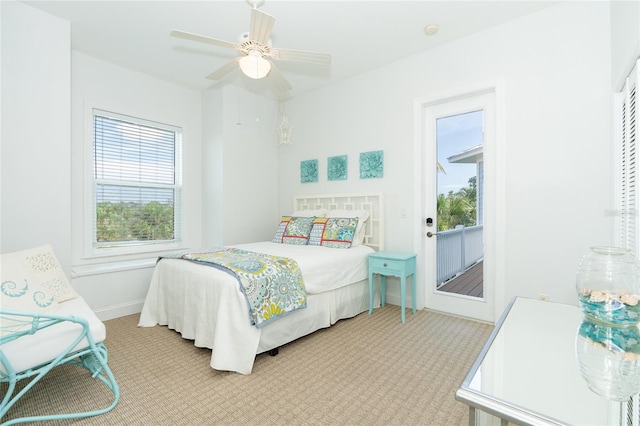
[249,8,275,45]
[270,48,331,66]
[266,61,292,93]
[171,30,238,50]
[206,58,241,80]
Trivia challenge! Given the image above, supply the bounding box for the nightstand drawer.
[369,257,404,275]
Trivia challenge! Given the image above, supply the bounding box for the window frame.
[84,107,183,258]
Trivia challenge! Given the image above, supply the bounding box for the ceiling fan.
[170,6,331,93]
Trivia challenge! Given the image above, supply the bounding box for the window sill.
[71,257,158,278]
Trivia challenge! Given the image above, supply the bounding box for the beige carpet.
[2,305,492,425]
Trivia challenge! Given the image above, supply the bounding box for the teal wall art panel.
[360,150,384,179]
[327,155,348,181]
[300,159,318,183]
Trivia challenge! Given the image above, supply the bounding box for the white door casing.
[413,86,505,323]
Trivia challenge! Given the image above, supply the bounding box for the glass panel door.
[435,110,484,298]
[423,92,495,322]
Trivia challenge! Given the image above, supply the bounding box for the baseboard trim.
[95,300,144,321]
[385,294,424,310]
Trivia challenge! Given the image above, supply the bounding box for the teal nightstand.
[368,251,417,323]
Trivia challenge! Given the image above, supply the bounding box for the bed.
[138,193,384,374]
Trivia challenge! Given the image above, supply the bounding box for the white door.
[417,91,496,322]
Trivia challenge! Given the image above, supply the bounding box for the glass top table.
[456,297,623,425]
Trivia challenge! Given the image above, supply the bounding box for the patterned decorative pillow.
[308,217,359,249]
[272,216,315,245]
[326,209,370,246]
[0,244,78,311]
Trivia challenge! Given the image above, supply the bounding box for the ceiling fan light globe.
[239,54,271,79]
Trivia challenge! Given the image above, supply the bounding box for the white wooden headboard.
[293,193,384,251]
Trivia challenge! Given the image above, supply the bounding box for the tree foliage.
[96,201,174,242]
[437,176,477,231]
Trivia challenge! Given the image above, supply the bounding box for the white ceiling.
[24,0,558,98]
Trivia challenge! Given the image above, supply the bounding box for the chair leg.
[0,343,120,425]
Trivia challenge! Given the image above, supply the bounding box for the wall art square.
[360,150,384,179]
[327,155,348,181]
[300,159,318,183]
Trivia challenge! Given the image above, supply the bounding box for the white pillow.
[354,223,368,247]
[326,209,370,246]
[292,209,329,218]
[1,244,78,307]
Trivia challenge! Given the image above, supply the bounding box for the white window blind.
[612,59,640,426]
[615,60,639,256]
[93,109,182,249]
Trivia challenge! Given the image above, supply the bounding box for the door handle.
[427,231,437,238]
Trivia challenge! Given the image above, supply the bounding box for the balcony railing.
[437,225,484,285]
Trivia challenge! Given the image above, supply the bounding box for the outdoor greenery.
[96,201,174,242]
[437,176,477,231]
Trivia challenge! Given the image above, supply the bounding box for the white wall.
[1,1,71,268]
[279,2,613,316]
[610,0,640,90]
[202,86,224,247]
[201,84,280,247]
[69,52,202,319]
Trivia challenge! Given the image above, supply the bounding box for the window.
[92,109,182,252]
[612,58,640,423]
[615,59,639,256]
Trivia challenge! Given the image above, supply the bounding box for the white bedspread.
[138,242,374,374]
[229,242,373,293]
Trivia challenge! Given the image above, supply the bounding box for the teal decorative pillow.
[272,216,315,245]
[308,217,359,248]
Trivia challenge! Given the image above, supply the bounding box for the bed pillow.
[353,223,368,247]
[0,245,72,331]
[292,209,329,218]
[308,217,359,249]
[272,216,315,245]
[326,209,370,247]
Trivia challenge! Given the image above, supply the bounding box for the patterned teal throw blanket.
[166,248,307,328]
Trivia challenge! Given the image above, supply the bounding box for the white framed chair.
[0,302,120,425]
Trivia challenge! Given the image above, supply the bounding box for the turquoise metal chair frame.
[0,310,120,425]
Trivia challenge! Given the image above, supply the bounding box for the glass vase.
[575,318,640,401]
[576,246,640,327]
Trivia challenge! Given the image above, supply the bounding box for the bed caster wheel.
[269,348,279,356]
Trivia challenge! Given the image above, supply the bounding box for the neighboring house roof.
[447,144,483,164]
